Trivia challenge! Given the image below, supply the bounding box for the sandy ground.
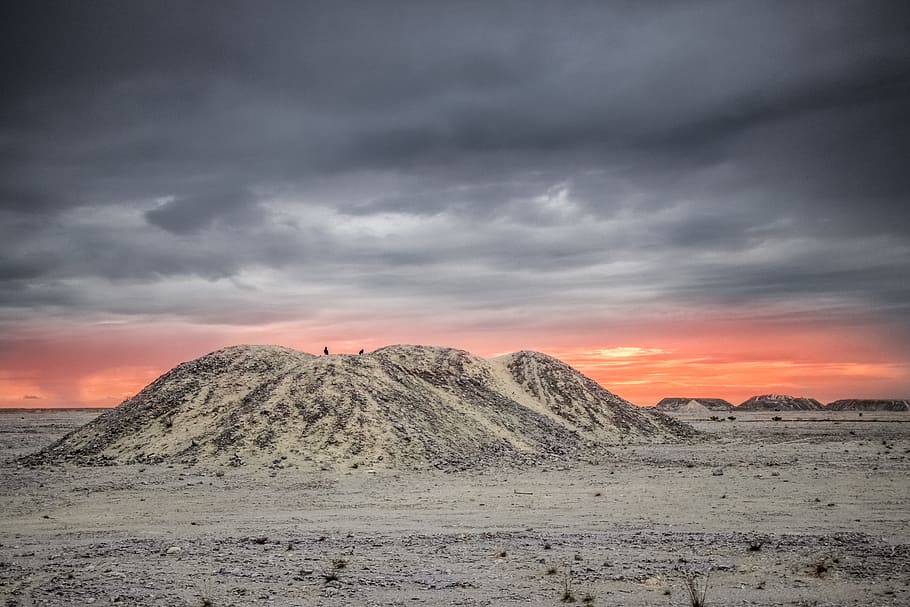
[1,409,908,606]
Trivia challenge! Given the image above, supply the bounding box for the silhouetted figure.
[323,346,329,356]
[359,349,364,355]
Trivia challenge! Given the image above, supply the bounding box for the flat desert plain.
[1,409,908,606]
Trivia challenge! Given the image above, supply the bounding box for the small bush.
[709,416,721,421]
[772,416,783,422]
[812,558,832,577]
[321,558,347,583]
[560,571,576,603]
[727,416,736,421]
[682,571,709,607]
[195,578,215,606]
[321,569,339,583]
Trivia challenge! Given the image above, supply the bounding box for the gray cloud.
[1,1,908,336]
[145,187,263,234]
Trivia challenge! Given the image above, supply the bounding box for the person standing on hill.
[323,346,329,356]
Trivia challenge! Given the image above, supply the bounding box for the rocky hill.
[737,394,823,411]
[27,344,694,469]
[654,397,734,412]
[826,399,910,411]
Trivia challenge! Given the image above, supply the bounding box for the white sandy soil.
[2,409,909,606]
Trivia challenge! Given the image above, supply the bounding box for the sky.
[2,1,909,407]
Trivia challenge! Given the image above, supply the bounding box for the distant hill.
[826,399,910,411]
[25,344,694,469]
[738,394,823,411]
[654,398,734,412]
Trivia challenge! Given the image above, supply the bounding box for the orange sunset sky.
[3,3,909,408]
[2,312,908,408]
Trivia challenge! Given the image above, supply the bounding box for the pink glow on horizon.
[1,316,908,408]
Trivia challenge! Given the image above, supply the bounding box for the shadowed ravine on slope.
[26,345,696,469]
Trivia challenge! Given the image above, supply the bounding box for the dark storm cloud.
[144,187,263,235]
[1,1,909,329]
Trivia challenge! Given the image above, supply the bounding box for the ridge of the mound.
[737,394,823,411]
[654,397,734,412]
[26,344,695,469]
[825,399,910,411]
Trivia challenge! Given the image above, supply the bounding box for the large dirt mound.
[654,397,734,412]
[27,344,694,469]
[737,394,823,411]
[826,399,910,411]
